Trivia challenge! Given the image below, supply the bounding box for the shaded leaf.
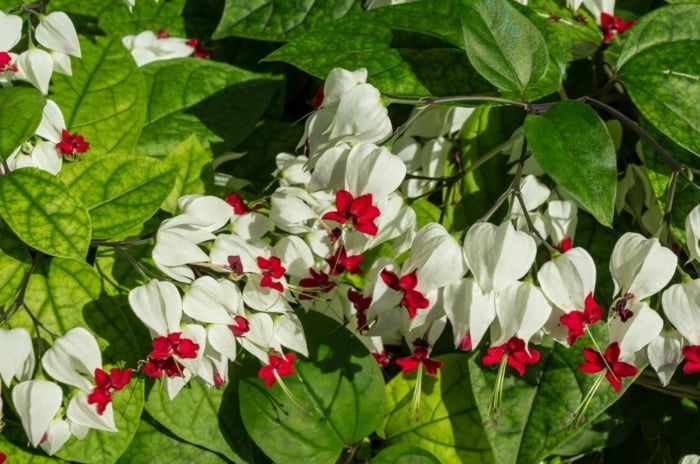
[145,376,258,464]
[118,419,228,464]
[213,0,363,41]
[51,36,147,156]
[372,444,441,464]
[0,87,44,158]
[59,155,176,239]
[460,0,549,98]
[239,311,385,464]
[378,353,495,464]
[0,223,31,308]
[525,100,617,227]
[0,168,91,260]
[617,4,700,155]
[161,135,214,213]
[265,19,493,97]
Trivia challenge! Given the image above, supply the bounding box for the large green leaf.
[266,19,493,97]
[460,0,549,98]
[0,168,91,260]
[617,4,700,156]
[117,419,228,464]
[0,223,31,308]
[378,353,494,464]
[213,0,363,41]
[161,135,214,213]
[238,311,385,464]
[59,155,175,239]
[468,326,642,464]
[9,258,145,463]
[51,36,146,156]
[372,444,441,464]
[0,87,44,158]
[137,59,282,156]
[525,100,617,227]
[145,375,259,464]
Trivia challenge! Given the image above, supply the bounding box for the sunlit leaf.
[0,87,44,158]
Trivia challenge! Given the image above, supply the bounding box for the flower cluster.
[2,328,132,455]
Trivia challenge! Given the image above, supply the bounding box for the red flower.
[298,268,336,300]
[257,256,286,292]
[186,38,210,59]
[150,332,199,360]
[312,85,324,109]
[579,342,638,392]
[229,315,250,337]
[55,129,90,157]
[322,190,380,236]
[326,245,363,275]
[600,12,635,42]
[225,192,253,215]
[258,353,296,387]
[372,350,390,368]
[395,347,443,375]
[681,345,700,374]
[560,293,602,345]
[87,367,133,415]
[227,255,245,275]
[380,269,430,319]
[348,289,372,331]
[482,337,540,376]
[0,52,17,72]
[142,357,184,378]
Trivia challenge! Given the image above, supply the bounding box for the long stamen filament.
[572,371,606,429]
[488,353,508,418]
[409,362,424,423]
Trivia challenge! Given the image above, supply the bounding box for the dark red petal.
[395,355,420,373]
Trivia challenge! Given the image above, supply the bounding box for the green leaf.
[453,106,523,230]
[468,325,641,464]
[145,376,259,464]
[378,353,494,463]
[525,100,617,227]
[51,36,147,156]
[0,168,91,260]
[0,223,31,308]
[0,87,45,158]
[161,135,214,214]
[372,444,441,464]
[265,19,494,97]
[59,155,176,239]
[118,419,229,464]
[617,4,700,155]
[460,0,549,97]
[0,428,65,463]
[10,258,145,463]
[137,59,282,156]
[213,0,363,41]
[238,311,385,464]
[412,198,446,230]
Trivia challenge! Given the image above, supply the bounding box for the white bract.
[0,328,35,386]
[122,30,194,66]
[35,12,82,58]
[685,205,700,263]
[0,11,22,51]
[12,380,70,454]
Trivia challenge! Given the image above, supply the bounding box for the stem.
[91,237,153,248]
[117,246,162,280]
[579,96,688,179]
[0,252,42,324]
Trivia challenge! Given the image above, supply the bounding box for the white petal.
[128,280,182,335]
[610,233,677,301]
[273,312,308,357]
[322,67,367,107]
[662,280,700,345]
[405,222,466,292]
[15,48,54,94]
[493,281,551,345]
[51,51,72,75]
[35,12,82,57]
[240,312,275,363]
[12,380,63,446]
[36,99,65,142]
[685,205,700,263]
[0,328,35,386]
[41,327,102,392]
[0,12,23,51]
[442,278,496,348]
[464,221,536,292]
[327,84,392,145]
[30,141,62,174]
[178,195,232,230]
[39,418,71,455]
[647,331,683,387]
[274,236,315,278]
[208,324,237,361]
[537,247,596,311]
[66,392,117,432]
[183,276,240,324]
[344,143,406,198]
[609,302,663,358]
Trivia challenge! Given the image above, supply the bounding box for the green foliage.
[460,0,553,100]
[213,0,363,41]
[239,312,385,464]
[0,168,91,260]
[0,87,44,158]
[525,100,617,227]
